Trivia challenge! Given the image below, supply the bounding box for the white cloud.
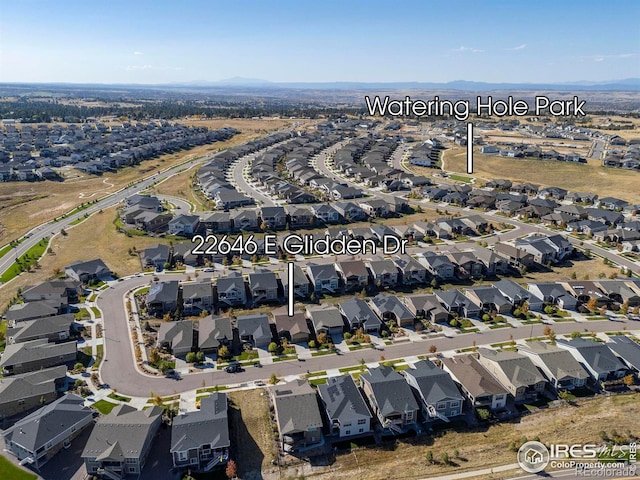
[454,46,483,53]
[506,44,527,51]
[133,51,143,56]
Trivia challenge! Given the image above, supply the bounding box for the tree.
[569,331,581,339]
[74,362,85,372]
[429,345,437,354]
[441,452,450,465]
[476,408,490,421]
[586,297,598,313]
[343,332,352,341]
[196,351,205,363]
[269,373,279,385]
[186,352,197,363]
[218,345,230,358]
[268,342,279,354]
[226,459,238,479]
[454,449,460,459]
[482,313,491,322]
[316,332,327,346]
[623,374,635,386]
[308,340,317,349]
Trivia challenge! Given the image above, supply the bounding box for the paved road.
[230,153,277,206]
[97,274,638,397]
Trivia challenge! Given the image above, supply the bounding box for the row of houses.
[269,335,640,454]
[603,143,640,170]
[0,121,238,181]
[480,144,586,163]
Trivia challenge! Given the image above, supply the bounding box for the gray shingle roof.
[478,348,546,387]
[198,316,233,350]
[157,321,193,352]
[6,314,74,343]
[607,336,640,371]
[6,300,60,323]
[404,360,463,405]
[339,298,382,330]
[2,394,92,453]
[556,338,627,376]
[441,355,507,398]
[318,375,371,422]
[82,404,162,461]
[360,366,419,416]
[519,342,589,382]
[171,393,229,452]
[0,366,67,405]
[370,295,414,322]
[270,380,322,435]
[147,280,180,304]
[0,338,76,369]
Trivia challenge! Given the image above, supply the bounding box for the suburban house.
[306,304,345,336]
[402,294,448,323]
[168,214,201,236]
[215,272,247,308]
[464,287,512,315]
[170,393,230,472]
[236,314,272,347]
[82,404,163,479]
[392,254,428,285]
[306,263,340,294]
[6,313,74,344]
[366,259,399,288]
[518,341,590,390]
[441,355,508,411]
[607,336,640,373]
[0,366,67,419]
[201,212,232,233]
[526,282,578,310]
[182,282,213,315]
[556,338,628,382]
[335,260,369,292]
[370,294,415,327]
[197,316,233,353]
[435,289,481,318]
[146,280,181,316]
[515,234,573,265]
[248,269,279,304]
[172,242,200,267]
[492,279,544,312]
[270,380,324,454]
[139,244,172,270]
[5,300,62,324]
[0,338,77,376]
[272,309,311,344]
[231,209,259,231]
[318,375,372,438]
[477,348,547,403]
[493,242,535,269]
[339,298,383,332]
[280,264,310,299]
[360,366,419,434]
[64,259,111,283]
[259,206,287,230]
[404,360,465,422]
[2,394,94,470]
[22,279,81,307]
[157,321,194,357]
[447,251,484,279]
[418,253,455,280]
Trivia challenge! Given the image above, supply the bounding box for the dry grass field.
[0,205,170,310]
[0,119,293,243]
[228,389,279,479]
[295,393,640,480]
[150,167,210,211]
[439,148,639,202]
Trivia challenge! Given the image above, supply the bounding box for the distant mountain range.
[166,77,640,91]
[2,78,639,92]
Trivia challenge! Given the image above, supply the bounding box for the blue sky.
[1,0,638,84]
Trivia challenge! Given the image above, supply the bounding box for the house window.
[129,467,136,473]
[450,401,459,408]
[18,400,25,405]
[437,403,446,410]
[358,428,364,433]
[126,457,137,464]
[177,451,188,462]
[343,422,352,427]
[345,430,351,435]
[405,410,414,421]
[357,419,366,425]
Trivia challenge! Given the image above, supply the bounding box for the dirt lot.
[438,148,639,202]
[0,119,292,243]
[277,393,640,480]
[228,388,279,479]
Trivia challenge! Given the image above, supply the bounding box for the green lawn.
[311,349,336,357]
[90,306,102,318]
[92,344,104,370]
[309,377,328,386]
[0,238,25,260]
[0,455,37,480]
[0,238,50,283]
[448,174,473,183]
[92,399,117,415]
[74,308,90,320]
[108,392,132,402]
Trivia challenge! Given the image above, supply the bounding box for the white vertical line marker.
[287,262,294,316]
[467,122,473,174]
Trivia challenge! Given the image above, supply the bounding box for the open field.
[0,205,171,311]
[298,393,640,480]
[439,148,639,202]
[151,168,210,211]
[228,389,278,479]
[0,119,292,243]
